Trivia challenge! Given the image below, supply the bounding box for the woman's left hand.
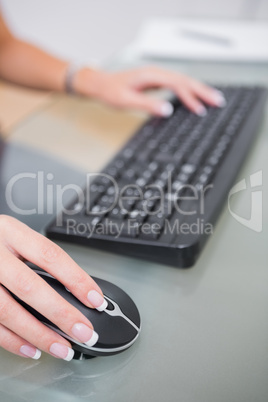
[74,65,226,117]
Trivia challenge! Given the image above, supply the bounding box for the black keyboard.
[46,86,267,267]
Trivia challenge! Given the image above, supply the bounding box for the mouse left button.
[105,298,115,311]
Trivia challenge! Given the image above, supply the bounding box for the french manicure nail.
[213,90,226,107]
[196,104,207,116]
[49,343,74,361]
[72,323,99,347]
[20,345,41,360]
[87,290,108,311]
[160,102,174,117]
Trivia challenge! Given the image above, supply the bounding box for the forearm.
[0,36,68,91]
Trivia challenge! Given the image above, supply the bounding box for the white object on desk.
[132,18,268,62]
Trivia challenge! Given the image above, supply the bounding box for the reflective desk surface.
[0,57,268,402]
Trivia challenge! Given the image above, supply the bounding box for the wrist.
[71,67,107,98]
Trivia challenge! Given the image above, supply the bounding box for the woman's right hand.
[0,215,107,361]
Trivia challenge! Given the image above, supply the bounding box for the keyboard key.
[120,222,139,238]
[139,225,160,241]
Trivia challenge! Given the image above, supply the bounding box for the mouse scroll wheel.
[105,298,115,311]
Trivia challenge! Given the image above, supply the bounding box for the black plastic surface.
[46,86,267,268]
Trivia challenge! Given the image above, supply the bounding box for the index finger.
[2,216,107,311]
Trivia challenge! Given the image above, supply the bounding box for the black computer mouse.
[12,263,141,360]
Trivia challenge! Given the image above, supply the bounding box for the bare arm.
[0,12,225,117]
[0,12,68,91]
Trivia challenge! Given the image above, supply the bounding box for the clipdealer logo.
[4,171,215,236]
[228,170,263,232]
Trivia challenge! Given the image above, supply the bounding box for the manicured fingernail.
[87,290,108,311]
[20,345,41,360]
[160,102,174,117]
[196,104,207,116]
[71,323,99,347]
[49,343,74,361]
[213,90,226,107]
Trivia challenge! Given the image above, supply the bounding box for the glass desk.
[0,57,268,402]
